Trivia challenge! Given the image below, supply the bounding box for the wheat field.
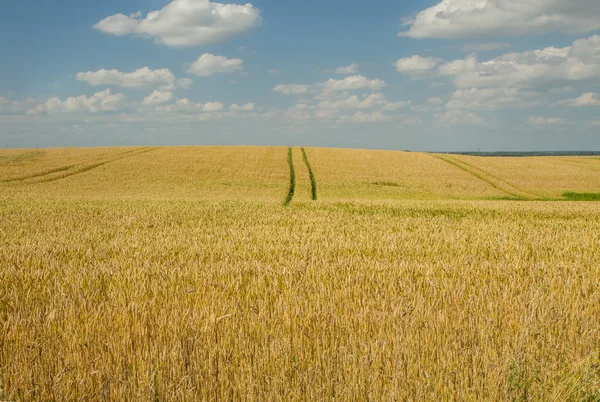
[1,146,599,401]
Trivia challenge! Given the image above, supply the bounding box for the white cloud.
[285,104,313,121]
[334,63,359,75]
[274,76,385,97]
[186,54,244,77]
[427,97,443,104]
[76,67,192,90]
[273,84,312,95]
[143,90,174,105]
[229,103,256,112]
[203,102,225,112]
[317,93,388,110]
[93,0,262,48]
[558,92,600,107]
[383,101,412,111]
[587,120,600,126]
[155,98,226,114]
[395,55,440,75]
[527,116,567,125]
[338,111,390,124]
[151,98,264,117]
[402,0,600,39]
[438,35,600,89]
[320,75,385,92]
[41,89,127,114]
[435,110,484,125]
[462,42,512,52]
[268,68,280,74]
[446,88,541,110]
[1,97,46,114]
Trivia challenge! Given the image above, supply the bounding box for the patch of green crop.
[563,192,600,201]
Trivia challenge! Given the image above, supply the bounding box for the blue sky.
[1,0,600,150]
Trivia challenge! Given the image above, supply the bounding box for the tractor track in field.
[301,147,318,201]
[1,164,78,183]
[283,147,296,205]
[25,147,160,184]
[432,154,540,200]
[1,147,155,184]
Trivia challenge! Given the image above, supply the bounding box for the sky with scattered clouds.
[1,0,600,150]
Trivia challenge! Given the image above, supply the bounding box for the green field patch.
[563,192,600,201]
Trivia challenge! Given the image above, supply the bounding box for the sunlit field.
[1,146,599,401]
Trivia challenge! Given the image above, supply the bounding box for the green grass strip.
[283,147,296,206]
[301,147,318,201]
[563,192,600,201]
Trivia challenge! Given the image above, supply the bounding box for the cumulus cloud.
[334,63,359,75]
[395,56,440,74]
[320,75,385,92]
[0,97,46,115]
[155,98,224,114]
[317,93,388,110]
[203,102,226,112]
[76,67,192,90]
[93,0,262,47]
[143,90,174,105]
[273,84,312,95]
[438,35,600,88]
[558,92,600,107]
[274,76,385,99]
[446,88,541,110]
[435,110,484,125]
[402,0,600,39]
[229,102,256,112]
[284,104,313,121]
[383,101,412,111]
[338,111,390,124]
[527,116,567,125]
[186,54,244,77]
[41,89,127,114]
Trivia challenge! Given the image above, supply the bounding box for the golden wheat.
[1,146,599,401]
